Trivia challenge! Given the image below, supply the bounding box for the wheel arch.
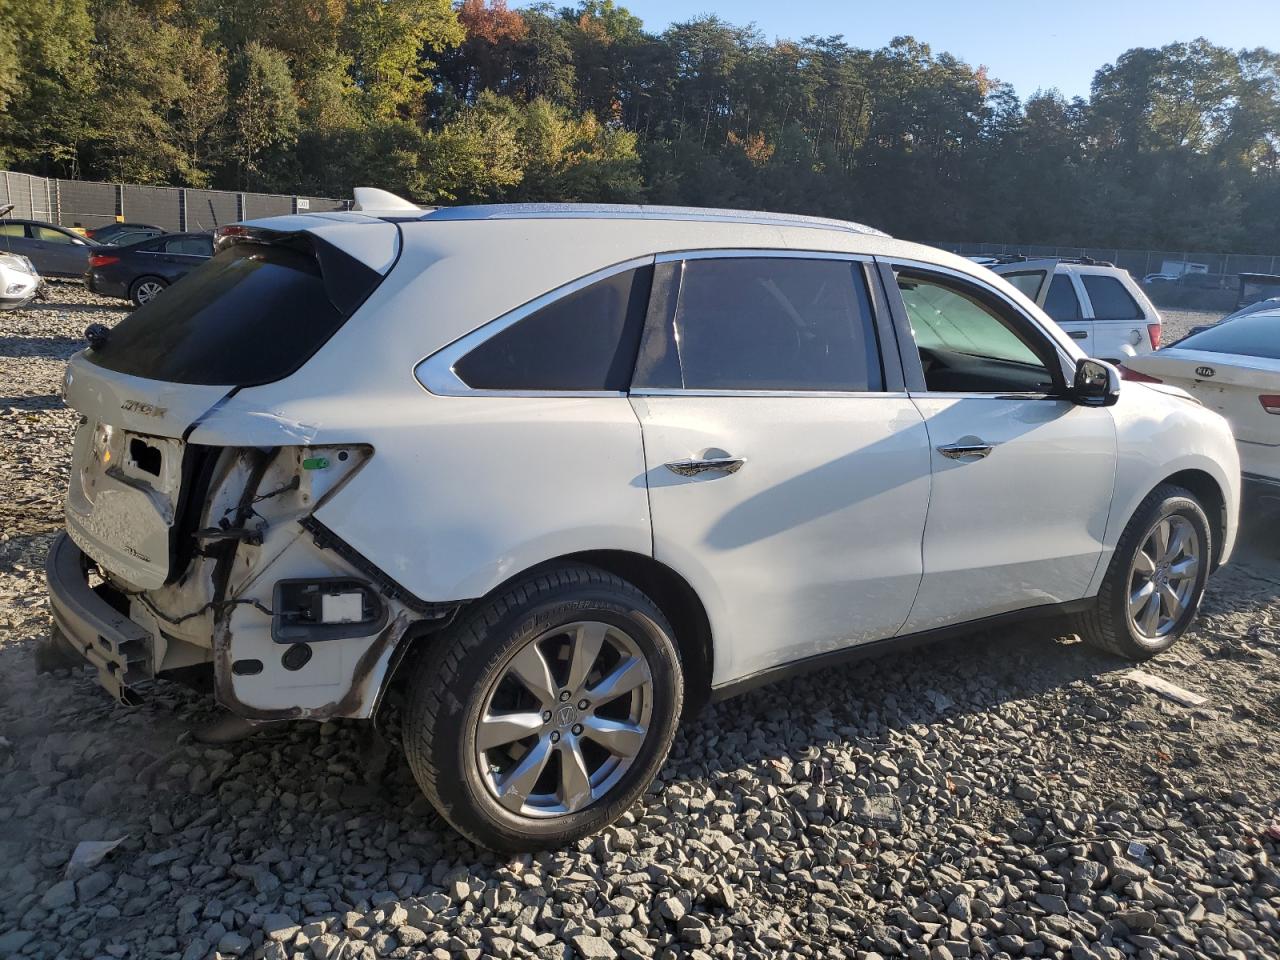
[558,549,714,712]
[1160,467,1228,570]
[387,549,716,716]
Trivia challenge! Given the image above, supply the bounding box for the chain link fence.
[0,170,348,233]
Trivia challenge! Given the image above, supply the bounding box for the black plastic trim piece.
[298,516,456,620]
[271,577,387,643]
[709,597,1095,702]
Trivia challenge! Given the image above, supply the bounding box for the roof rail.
[411,203,890,237]
[992,253,1115,268]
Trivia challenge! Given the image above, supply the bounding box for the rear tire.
[402,564,683,851]
[130,276,166,307]
[1076,483,1211,659]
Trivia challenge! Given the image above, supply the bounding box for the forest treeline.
[2,0,1278,251]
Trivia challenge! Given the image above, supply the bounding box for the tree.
[343,0,463,120]
[0,0,95,173]
[418,91,524,201]
[91,6,227,186]
[229,42,301,189]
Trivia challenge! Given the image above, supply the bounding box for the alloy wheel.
[136,281,163,303]
[474,621,653,818]
[1127,514,1200,639]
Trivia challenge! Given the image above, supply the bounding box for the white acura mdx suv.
[48,197,1239,850]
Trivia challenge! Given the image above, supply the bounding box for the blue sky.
[525,0,1280,101]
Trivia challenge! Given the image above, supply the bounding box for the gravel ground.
[1,289,1278,960]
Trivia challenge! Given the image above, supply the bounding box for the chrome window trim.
[883,255,1080,388]
[906,392,1067,401]
[415,247,892,399]
[413,255,655,398]
[632,389,911,399]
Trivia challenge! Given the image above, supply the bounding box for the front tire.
[1076,483,1212,659]
[403,565,683,851]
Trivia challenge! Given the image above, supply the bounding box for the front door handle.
[1068,330,1088,340]
[665,457,746,477]
[937,442,993,461]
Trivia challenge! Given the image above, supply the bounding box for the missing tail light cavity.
[129,437,162,476]
[271,578,386,644]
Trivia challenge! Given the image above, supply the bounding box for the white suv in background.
[48,200,1237,850]
[988,257,1163,362]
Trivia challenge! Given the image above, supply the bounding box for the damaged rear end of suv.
[47,210,453,723]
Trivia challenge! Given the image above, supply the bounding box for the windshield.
[1176,313,1280,360]
[85,240,381,385]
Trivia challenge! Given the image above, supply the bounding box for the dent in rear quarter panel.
[1087,384,1241,596]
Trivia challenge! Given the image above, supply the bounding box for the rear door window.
[634,257,883,391]
[1044,274,1083,321]
[35,225,74,244]
[0,224,24,237]
[454,266,653,391]
[166,236,213,256]
[1082,275,1143,320]
[85,240,381,386]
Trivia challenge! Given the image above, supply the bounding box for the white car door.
[882,259,1117,632]
[630,253,932,684]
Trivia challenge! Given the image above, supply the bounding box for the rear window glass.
[454,266,652,391]
[1177,314,1280,360]
[86,242,377,386]
[1082,275,1142,319]
[1044,274,1082,321]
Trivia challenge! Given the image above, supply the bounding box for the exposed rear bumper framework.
[46,531,151,705]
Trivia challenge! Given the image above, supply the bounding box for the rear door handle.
[665,457,746,477]
[937,442,993,461]
[1068,330,1088,340]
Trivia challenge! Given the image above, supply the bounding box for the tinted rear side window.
[1044,274,1082,321]
[86,242,378,386]
[635,257,882,392]
[454,266,652,391]
[1082,275,1142,319]
[166,236,212,256]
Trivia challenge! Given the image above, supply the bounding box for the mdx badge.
[1195,366,1216,378]
[120,399,168,417]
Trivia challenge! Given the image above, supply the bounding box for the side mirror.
[1073,358,1120,407]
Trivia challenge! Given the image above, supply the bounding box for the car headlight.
[0,253,38,277]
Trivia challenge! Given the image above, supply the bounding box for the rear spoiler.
[218,214,401,275]
[213,224,392,318]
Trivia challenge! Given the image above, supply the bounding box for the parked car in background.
[1220,297,1280,325]
[988,257,1162,362]
[1122,310,1280,496]
[47,199,1239,851]
[0,215,99,277]
[0,252,42,310]
[83,222,165,245]
[1143,273,1180,284]
[86,231,213,306]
